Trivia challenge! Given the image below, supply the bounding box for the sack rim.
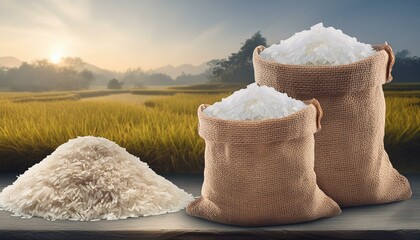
[253,44,394,94]
[254,44,388,69]
[198,100,314,125]
[197,99,321,143]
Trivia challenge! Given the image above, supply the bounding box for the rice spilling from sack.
[0,136,194,221]
[203,83,307,120]
[260,23,375,65]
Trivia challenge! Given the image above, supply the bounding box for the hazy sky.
[1,0,419,71]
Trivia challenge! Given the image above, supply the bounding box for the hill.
[150,62,208,78]
[0,56,22,68]
[59,57,122,86]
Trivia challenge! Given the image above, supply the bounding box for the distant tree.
[395,50,411,59]
[175,72,209,85]
[80,70,94,87]
[121,67,144,87]
[107,78,124,89]
[146,73,174,85]
[393,50,420,83]
[205,59,220,80]
[209,31,267,83]
[121,68,175,86]
[0,67,6,87]
[3,60,95,91]
[62,57,85,68]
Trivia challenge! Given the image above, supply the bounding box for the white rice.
[260,23,376,65]
[203,83,307,121]
[0,136,194,221]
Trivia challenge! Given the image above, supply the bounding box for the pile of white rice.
[0,136,194,221]
[203,83,307,120]
[260,23,375,65]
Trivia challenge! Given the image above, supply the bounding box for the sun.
[50,52,63,64]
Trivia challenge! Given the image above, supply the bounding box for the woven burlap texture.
[186,100,341,227]
[253,44,412,207]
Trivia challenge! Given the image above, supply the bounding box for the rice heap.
[0,136,194,221]
[203,83,307,120]
[260,23,375,65]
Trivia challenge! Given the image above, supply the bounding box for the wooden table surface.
[0,174,419,240]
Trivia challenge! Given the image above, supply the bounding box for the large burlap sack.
[186,100,341,227]
[253,44,412,207]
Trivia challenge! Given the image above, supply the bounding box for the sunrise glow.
[50,51,63,64]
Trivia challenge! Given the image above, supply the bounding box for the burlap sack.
[186,100,341,227]
[253,44,412,207]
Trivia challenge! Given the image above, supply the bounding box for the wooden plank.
[0,174,419,239]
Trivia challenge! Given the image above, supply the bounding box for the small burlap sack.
[253,44,412,207]
[186,100,341,227]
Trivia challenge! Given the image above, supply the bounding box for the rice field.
[0,87,418,173]
[384,95,420,173]
[0,91,229,173]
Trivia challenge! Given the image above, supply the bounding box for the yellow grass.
[81,93,164,105]
[0,93,230,173]
[0,90,418,173]
[385,97,420,148]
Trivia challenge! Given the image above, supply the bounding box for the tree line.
[0,60,209,91]
[393,50,420,83]
[0,32,418,92]
[0,60,94,91]
[120,68,208,88]
[206,32,419,83]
